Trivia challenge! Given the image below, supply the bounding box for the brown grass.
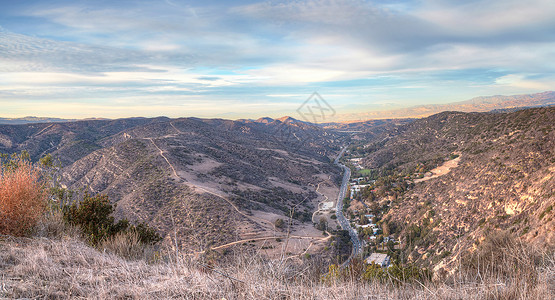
[0,158,47,236]
[99,230,157,261]
[454,230,553,299]
[0,234,552,299]
[35,208,82,239]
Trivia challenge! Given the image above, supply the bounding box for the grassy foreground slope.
[1,233,553,299]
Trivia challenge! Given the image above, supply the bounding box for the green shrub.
[539,205,552,220]
[439,250,451,259]
[362,263,432,284]
[63,192,125,245]
[63,192,160,246]
[274,218,285,229]
[132,222,162,245]
[449,153,459,160]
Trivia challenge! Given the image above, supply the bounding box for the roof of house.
[366,253,390,266]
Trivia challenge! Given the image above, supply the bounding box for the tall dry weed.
[99,230,156,260]
[0,235,553,299]
[457,230,550,299]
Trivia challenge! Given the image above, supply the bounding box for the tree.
[63,192,127,245]
[387,240,395,251]
[63,192,161,246]
[318,217,328,231]
[360,215,369,225]
[39,153,77,210]
[275,218,285,229]
[382,221,390,236]
[369,201,379,212]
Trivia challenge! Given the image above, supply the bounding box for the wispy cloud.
[0,0,554,119]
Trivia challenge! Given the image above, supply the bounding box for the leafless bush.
[34,208,82,240]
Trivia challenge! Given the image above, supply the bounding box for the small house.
[365,253,391,268]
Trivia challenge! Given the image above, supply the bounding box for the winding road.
[334,146,363,266]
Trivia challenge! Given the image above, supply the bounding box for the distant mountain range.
[339,91,555,120]
[0,116,72,125]
[0,116,109,125]
[2,92,554,125]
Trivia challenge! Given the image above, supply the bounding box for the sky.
[0,0,554,121]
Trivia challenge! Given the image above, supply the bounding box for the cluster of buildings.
[349,158,364,170]
[343,203,394,268]
[350,184,369,198]
[349,177,376,198]
[345,178,393,268]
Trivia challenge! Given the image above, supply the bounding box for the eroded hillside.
[353,107,554,274]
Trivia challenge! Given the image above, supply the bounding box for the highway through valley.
[334,146,363,266]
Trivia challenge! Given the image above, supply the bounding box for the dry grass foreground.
[1,232,553,299]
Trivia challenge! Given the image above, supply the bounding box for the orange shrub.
[0,158,47,236]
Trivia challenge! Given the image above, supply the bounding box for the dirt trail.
[145,127,329,255]
[311,182,326,222]
[169,122,182,134]
[311,177,336,223]
[145,135,274,230]
[193,185,274,229]
[208,234,330,251]
[34,124,54,136]
[145,138,179,178]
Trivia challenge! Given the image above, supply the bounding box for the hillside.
[1,107,554,299]
[0,117,165,165]
[350,107,555,274]
[1,106,553,271]
[0,117,346,256]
